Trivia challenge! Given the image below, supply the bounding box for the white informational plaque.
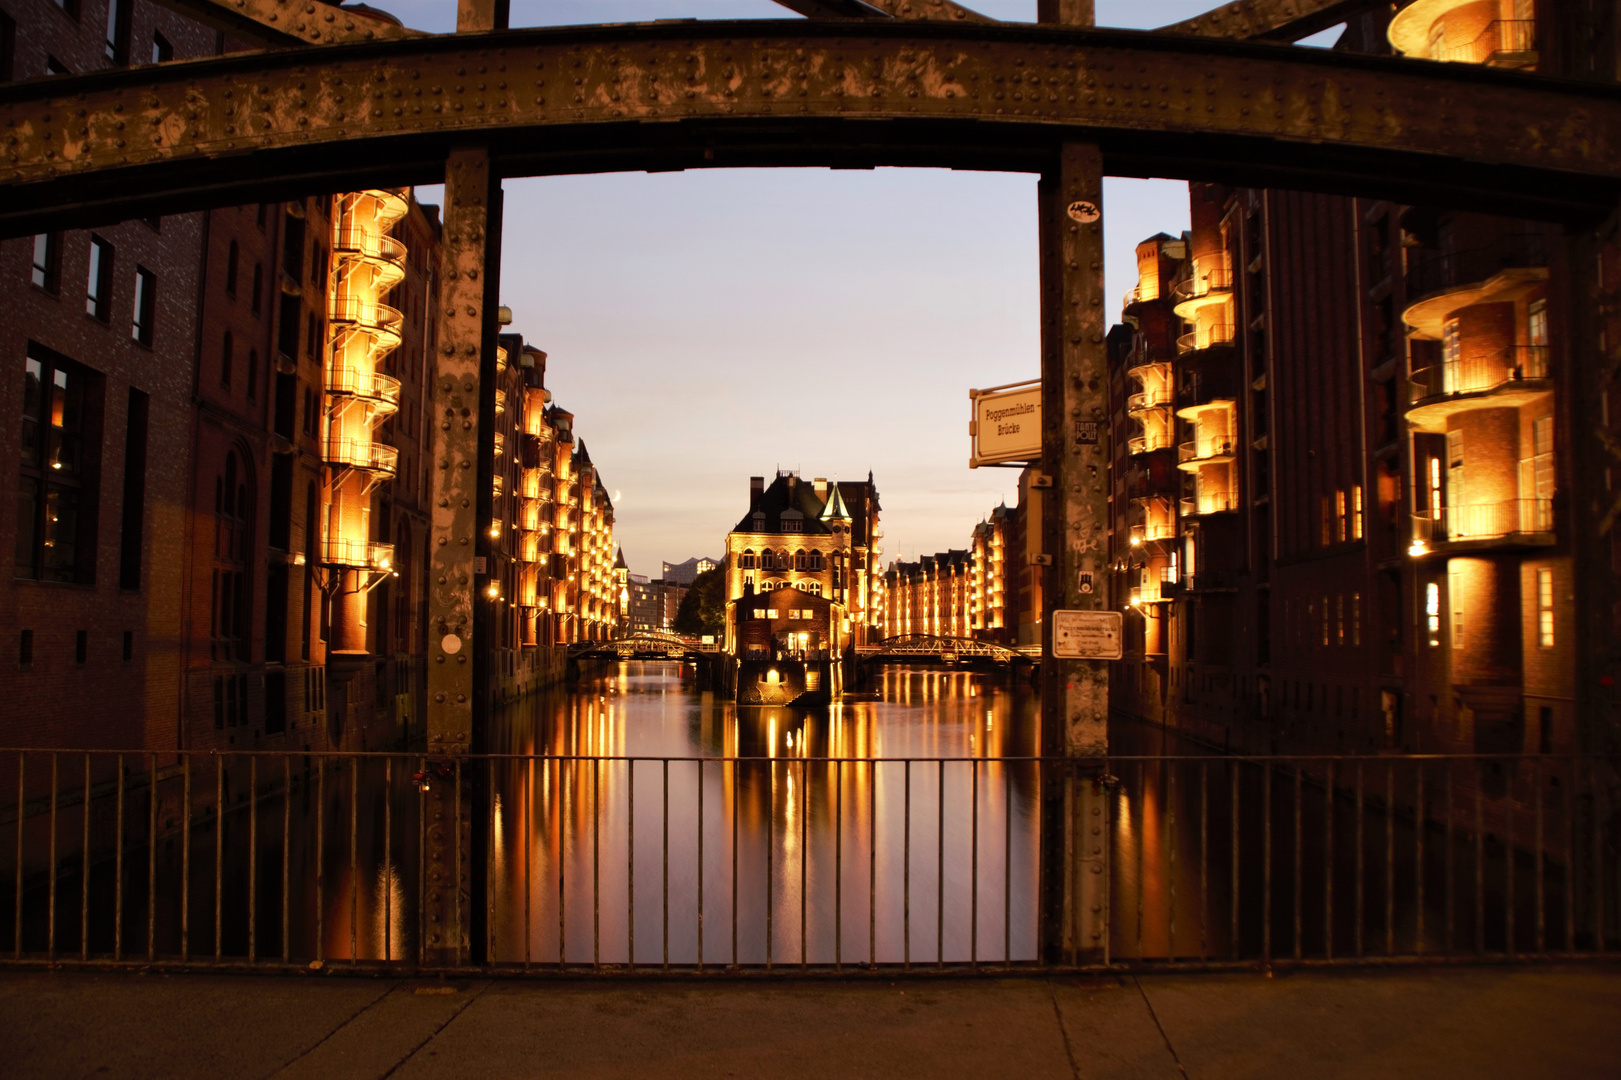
[1051,610,1123,660]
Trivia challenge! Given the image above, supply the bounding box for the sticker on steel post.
[1066,200,1100,223]
[1074,420,1099,446]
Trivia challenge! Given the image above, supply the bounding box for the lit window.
[1352,592,1361,646]
[1321,596,1329,647]
[1351,485,1363,540]
[1537,567,1554,648]
[1336,490,1348,543]
[1425,582,1440,647]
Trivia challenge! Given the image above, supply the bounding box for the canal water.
[5,662,1600,965]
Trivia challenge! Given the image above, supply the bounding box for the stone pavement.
[3,964,1618,1079]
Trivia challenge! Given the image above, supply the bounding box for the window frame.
[16,346,98,585]
[85,236,114,322]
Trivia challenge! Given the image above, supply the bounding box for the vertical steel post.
[1037,140,1109,966]
[424,145,501,966]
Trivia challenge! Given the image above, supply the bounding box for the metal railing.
[323,436,399,476]
[1411,499,1554,545]
[1409,346,1550,403]
[321,536,394,571]
[1176,324,1236,355]
[1406,233,1548,298]
[1438,19,1535,65]
[2,749,1613,974]
[1178,438,1235,466]
[1172,262,1233,301]
[324,364,402,413]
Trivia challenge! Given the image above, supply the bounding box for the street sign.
[969,379,1041,467]
[1051,610,1123,660]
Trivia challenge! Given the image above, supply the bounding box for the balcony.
[328,295,403,351]
[1405,233,1548,302]
[1406,346,1551,431]
[1177,323,1236,356]
[331,228,406,288]
[1187,570,1237,592]
[1178,438,1236,469]
[1172,262,1233,302]
[1410,499,1554,550]
[324,435,399,477]
[1438,19,1536,67]
[325,364,401,415]
[1127,389,1173,415]
[1130,520,1177,546]
[1181,491,1238,516]
[495,388,507,415]
[322,536,394,572]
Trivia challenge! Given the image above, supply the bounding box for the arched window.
[246,349,258,402]
[809,550,824,571]
[226,240,239,296]
[795,550,808,571]
[221,331,233,390]
[251,263,263,316]
[741,549,755,569]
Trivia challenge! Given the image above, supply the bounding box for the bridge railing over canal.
[0,749,1616,973]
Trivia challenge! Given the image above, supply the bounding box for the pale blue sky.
[395,1,1340,575]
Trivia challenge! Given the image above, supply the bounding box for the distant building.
[661,556,719,585]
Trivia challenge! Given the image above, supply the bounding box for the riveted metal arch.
[1159,0,1383,42]
[149,0,418,49]
[2,22,1619,235]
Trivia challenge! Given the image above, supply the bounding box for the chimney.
[750,476,764,508]
[812,477,828,498]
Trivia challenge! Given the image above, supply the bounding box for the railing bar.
[383,757,392,965]
[148,752,157,963]
[558,759,566,968]
[1415,763,1424,957]
[350,755,360,966]
[1386,762,1395,957]
[592,759,600,969]
[249,755,258,964]
[1590,758,1605,955]
[1354,760,1363,960]
[1168,762,1178,962]
[1262,759,1272,968]
[627,758,635,971]
[181,755,190,963]
[1003,762,1011,965]
[115,754,125,963]
[802,758,809,970]
[1534,757,1544,955]
[48,754,58,962]
[835,760,843,971]
[1504,761,1515,958]
[1136,760,1145,960]
[1292,764,1301,962]
[732,758,739,968]
[1563,761,1574,954]
[904,759,911,971]
[874,760,881,968]
[1199,760,1208,963]
[936,758,944,969]
[13,753,24,961]
[1445,761,1455,957]
[417,755,426,969]
[1229,761,1239,962]
[82,754,92,962]
[282,756,290,964]
[314,757,324,966]
[520,756,530,970]
[663,758,670,972]
[1475,766,1484,956]
[215,755,224,961]
[453,761,464,967]
[1324,761,1334,963]
[766,758,773,971]
[697,759,704,971]
[970,758,978,970]
[486,757,495,967]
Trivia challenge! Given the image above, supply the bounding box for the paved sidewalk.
[3,964,1619,1079]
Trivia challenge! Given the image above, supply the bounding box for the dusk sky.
[394,1,1340,577]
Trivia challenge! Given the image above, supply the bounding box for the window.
[86,237,113,321]
[1336,594,1345,645]
[226,240,239,296]
[1351,485,1364,540]
[1537,567,1554,648]
[1351,592,1361,646]
[31,233,60,293]
[211,451,251,661]
[17,349,96,583]
[75,630,87,665]
[1319,495,1332,547]
[118,390,148,590]
[1336,489,1348,542]
[131,267,155,345]
[1321,595,1330,646]
[1442,319,1461,391]
[0,11,14,82]
[104,0,129,63]
[251,264,263,316]
[18,630,31,667]
[122,630,133,661]
[1425,582,1440,646]
[221,331,233,389]
[46,55,70,77]
[152,32,172,64]
[1447,430,1465,514]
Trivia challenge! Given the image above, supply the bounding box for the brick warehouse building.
[1104,6,1585,757]
[0,0,623,752]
